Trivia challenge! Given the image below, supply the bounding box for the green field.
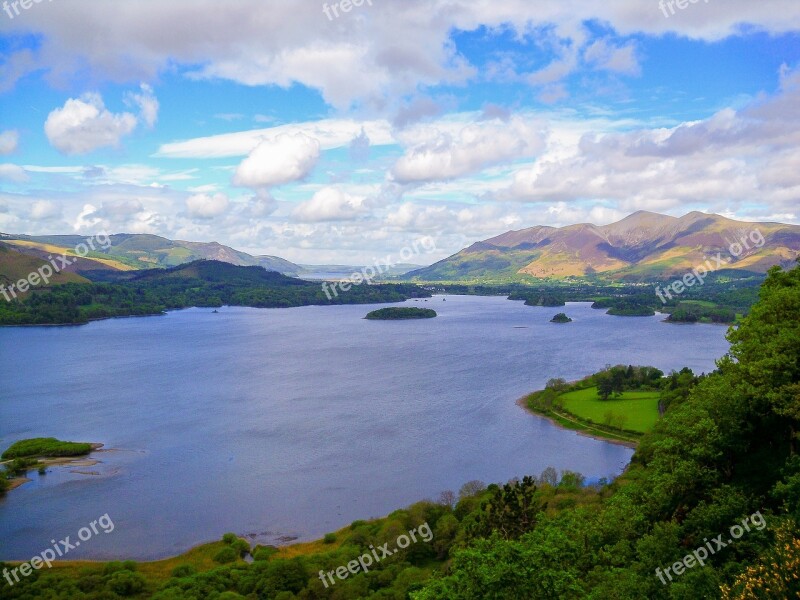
[558,386,660,433]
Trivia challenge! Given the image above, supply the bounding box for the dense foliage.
[550,313,572,323]
[1,438,92,460]
[414,261,800,598]
[0,261,431,326]
[364,307,437,320]
[508,290,566,306]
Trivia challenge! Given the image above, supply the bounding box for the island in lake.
[550,312,573,323]
[365,307,437,320]
[1,437,101,494]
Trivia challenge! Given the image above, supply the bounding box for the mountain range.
[3,211,800,289]
[0,233,304,281]
[407,211,800,282]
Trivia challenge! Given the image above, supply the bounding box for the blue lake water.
[0,296,730,560]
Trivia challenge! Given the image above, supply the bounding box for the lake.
[0,296,730,560]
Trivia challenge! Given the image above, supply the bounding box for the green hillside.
[0,260,431,326]
[0,242,88,292]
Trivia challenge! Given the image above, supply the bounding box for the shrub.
[232,538,250,557]
[222,532,238,544]
[106,570,146,596]
[170,564,196,578]
[213,546,238,564]
[323,532,337,544]
[103,561,137,575]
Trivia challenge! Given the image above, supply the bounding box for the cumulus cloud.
[247,190,278,218]
[7,1,798,109]
[505,65,800,217]
[0,130,19,155]
[44,93,138,155]
[0,164,28,183]
[292,187,368,222]
[43,85,158,155]
[14,3,798,100]
[89,199,146,220]
[186,192,230,219]
[393,97,445,129]
[29,200,62,221]
[233,133,320,188]
[392,117,546,183]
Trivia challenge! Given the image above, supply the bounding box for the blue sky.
[1,1,799,263]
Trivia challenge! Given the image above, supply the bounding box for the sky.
[1,1,799,264]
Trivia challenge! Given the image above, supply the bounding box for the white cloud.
[505,66,800,218]
[30,200,62,220]
[247,190,278,218]
[44,93,138,155]
[126,83,159,128]
[156,119,394,159]
[2,0,800,108]
[0,164,28,183]
[583,38,640,75]
[233,133,320,188]
[392,117,547,183]
[292,187,368,222]
[186,192,230,218]
[0,130,19,155]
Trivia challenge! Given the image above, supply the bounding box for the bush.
[232,538,250,556]
[170,564,196,578]
[222,532,238,544]
[323,532,337,544]
[106,570,146,596]
[6,457,39,476]
[213,546,238,564]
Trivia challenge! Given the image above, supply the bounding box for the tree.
[469,476,543,540]
[539,466,558,487]
[438,490,456,508]
[546,377,568,392]
[597,373,614,401]
[459,480,487,500]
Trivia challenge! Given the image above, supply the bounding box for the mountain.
[407,211,800,282]
[0,233,304,278]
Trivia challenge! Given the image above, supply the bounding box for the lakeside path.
[515,396,639,449]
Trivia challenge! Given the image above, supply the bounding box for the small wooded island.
[550,312,573,323]
[365,307,437,320]
[1,437,99,495]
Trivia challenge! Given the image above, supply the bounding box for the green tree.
[470,476,543,540]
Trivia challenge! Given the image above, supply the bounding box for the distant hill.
[130,259,308,286]
[407,211,800,282]
[0,259,433,325]
[0,233,304,278]
[0,242,89,292]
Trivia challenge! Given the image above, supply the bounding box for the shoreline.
[515,395,639,449]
